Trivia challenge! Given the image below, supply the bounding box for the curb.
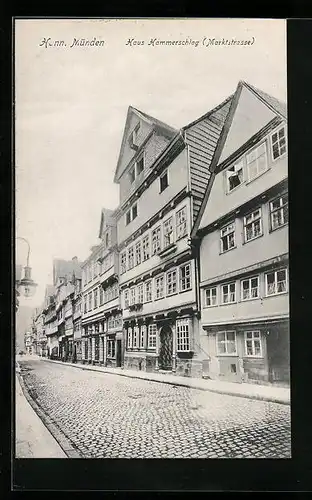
[17,372,83,458]
[43,358,290,406]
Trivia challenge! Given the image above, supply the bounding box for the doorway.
[159,324,173,370]
[116,339,122,367]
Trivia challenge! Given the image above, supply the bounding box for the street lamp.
[16,237,38,298]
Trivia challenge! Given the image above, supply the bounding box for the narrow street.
[18,358,291,459]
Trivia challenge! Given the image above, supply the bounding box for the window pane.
[228,341,236,354]
[227,331,235,341]
[218,341,226,354]
[246,340,253,355]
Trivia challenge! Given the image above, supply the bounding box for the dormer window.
[129,154,145,184]
[129,123,140,150]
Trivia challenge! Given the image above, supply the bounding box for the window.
[127,327,133,349]
[124,289,129,309]
[241,276,259,300]
[129,166,136,184]
[155,275,164,299]
[220,223,235,253]
[137,283,144,304]
[94,288,98,309]
[246,142,267,181]
[176,207,187,239]
[152,226,161,255]
[133,326,139,349]
[271,126,287,160]
[166,269,177,296]
[125,203,138,225]
[88,292,92,311]
[130,287,136,306]
[226,161,244,192]
[136,155,144,175]
[130,123,140,149]
[120,251,127,274]
[176,318,190,351]
[244,331,262,357]
[144,280,152,302]
[128,246,134,269]
[216,331,237,355]
[265,269,287,296]
[160,170,169,192]
[148,324,157,349]
[270,194,288,230]
[244,208,262,242]
[163,217,174,248]
[221,283,236,304]
[107,339,116,358]
[179,263,191,292]
[135,241,142,266]
[204,287,217,307]
[140,325,146,349]
[142,235,150,261]
[84,296,87,313]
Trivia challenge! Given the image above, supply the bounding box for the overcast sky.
[15,18,287,308]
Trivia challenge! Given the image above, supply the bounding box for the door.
[116,339,122,367]
[159,325,173,370]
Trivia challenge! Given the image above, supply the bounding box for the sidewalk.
[15,371,67,458]
[44,358,290,405]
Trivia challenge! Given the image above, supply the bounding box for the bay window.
[179,263,191,292]
[166,269,177,296]
[163,217,174,248]
[144,280,152,303]
[176,206,187,239]
[155,275,164,299]
[152,226,161,255]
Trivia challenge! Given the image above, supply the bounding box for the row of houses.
[40,80,288,386]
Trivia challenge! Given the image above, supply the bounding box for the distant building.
[193,81,288,385]
[81,209,122,367]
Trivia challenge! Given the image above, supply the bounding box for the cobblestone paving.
[18,359,291,459]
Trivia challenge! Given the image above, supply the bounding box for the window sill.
[226,183,245,195]
[243,355,264,359]
[242,232,264,245]
[263,290,288,299]
[203,304,218,309]
[216,353,239,357]
[245,167,270,186]
[158,243,177,258]
[219,246,237,256]
[269,223,288,233]
[219,301,237,307]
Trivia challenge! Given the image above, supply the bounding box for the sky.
[15,18,287,309]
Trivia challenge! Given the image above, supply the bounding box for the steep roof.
[53,258,82,285]
[113,106,177,183]
[243,81,287,119]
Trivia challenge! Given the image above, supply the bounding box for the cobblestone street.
[18,359,291,459]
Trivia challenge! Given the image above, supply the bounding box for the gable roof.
[113,106,177,183]
[191,80,287,238]
[53,258,82,285]
[98,207,116,238]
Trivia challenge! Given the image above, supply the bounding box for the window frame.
[152,225,161,255]
[142,234,150,261]
[137,283,144,304]
[144,279,152,303]
[269,193,288,231]
[154,274,165,300]
[220,222,236,253]
[270,125,287,162]
[159,170,169,193]
[240,275,260,301]
[243,208,263,243]
[166,268,178,296]
[147,324,157,349]
[225,159,244,193]
[265,268,288,296]
[246,141,268,182]
[135,240,142,266]
[120,251,127,274]
[204,286,218,307]
[221,282,236,304]
[176,318,191,352]
[179,262,192,292]
[163,216,174,248]
[216,330,237,356]
[176,206,187,240]
[124,289,129,309]
[136,153,145,176]
[244,330,263,358]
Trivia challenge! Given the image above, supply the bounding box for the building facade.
[81,209,122,367]
[114,102,232,377]
[73,277,82,362]
[32,308,47,356]
[43,285,58,359]
[193,81,289,385]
